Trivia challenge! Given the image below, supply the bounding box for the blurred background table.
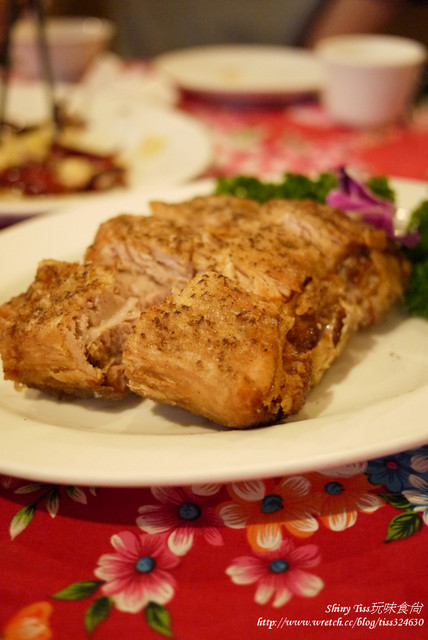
[179,92,428,182]
[0,65,428,640]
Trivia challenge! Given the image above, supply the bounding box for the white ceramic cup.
[315,34,427,128]
[11,17,115,82]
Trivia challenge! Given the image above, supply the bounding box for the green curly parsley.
[404,200,428,317]
[404,261,428,317]
[215,172,338,203]
[365,176,396,202]
[215,171,395,205]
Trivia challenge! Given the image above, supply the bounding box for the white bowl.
[315,34,427,128]
[11,16,115,82]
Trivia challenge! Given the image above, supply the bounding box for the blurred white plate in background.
[154,45,324,103]
[0,81,212,220]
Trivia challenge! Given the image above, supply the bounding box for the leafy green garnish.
[403,200,428,316]
[404,261,428,317]
[215,171,395,206]
[405,200,428,262]
[366,176,396,202]
[215,172,337,203]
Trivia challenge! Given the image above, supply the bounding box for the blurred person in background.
[47,0,428,58]
[1,0,428,58]
[304,0,428,46]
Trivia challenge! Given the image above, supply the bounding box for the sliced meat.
[259,198,410,326]
[151,194,409,326]
[85,214,196,307]
[122,195,409,427]
[0,260,140,398]
[149,194,261,228]
[0,194,411,427]
[123,272,311,428]
[260,198,389,263]
[192,223,324,302]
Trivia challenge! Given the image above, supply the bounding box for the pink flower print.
[226,537,323,607]
[136,486,224,555]
[94,531,179,613]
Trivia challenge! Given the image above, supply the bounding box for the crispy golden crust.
[124,272,310,427]
[0,194,411,426]
[121,195,409,426]
[0,260,139,398]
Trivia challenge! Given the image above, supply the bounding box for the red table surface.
[182,95,428,182]
[1,90,428,639]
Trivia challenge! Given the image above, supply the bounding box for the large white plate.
[154,45,324,103]
[0,82,212,221]
[0,178,427,487]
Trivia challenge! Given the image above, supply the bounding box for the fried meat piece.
[260,198,410,326]
[123,272,312,428]
[151,194,409,326]
[123,271,353,425]
[85,214,196,307]
[90,194,409,427]
[261,198,388,262]
[149,194,261,228]
[0,194,411,427]
[0,260,140,398]
[192,223,324,302]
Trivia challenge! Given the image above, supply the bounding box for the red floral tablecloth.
[1,90,428,640]
[182,96,428,182]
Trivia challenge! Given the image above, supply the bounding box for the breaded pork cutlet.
[0,194,410,427]
[123,272,312,427]
[149,194,261,228]
[122,196,409,426]
[85,214,197,307]
[259,198,410,326]
[0,260,140,398]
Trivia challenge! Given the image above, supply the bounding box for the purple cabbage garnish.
[326,168,420,248]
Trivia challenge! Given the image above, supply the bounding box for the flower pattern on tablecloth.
[51,532,179,637]
[303,471,384,531]
[2,481,97,540]
[1,602,53,640]
[183,99,428,181]
[402,488,428,526]
[362,447,428,542]
[1,445,427,637]
[136,485,224,555]
[366,447,428,492]
[94,531,180,613]
[226,537,323,607]
[192,104,359,179]
[219,477,318,551]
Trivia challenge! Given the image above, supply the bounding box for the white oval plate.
[154,45,324,103]
[0,178,427,486]
[0,82,212,220]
